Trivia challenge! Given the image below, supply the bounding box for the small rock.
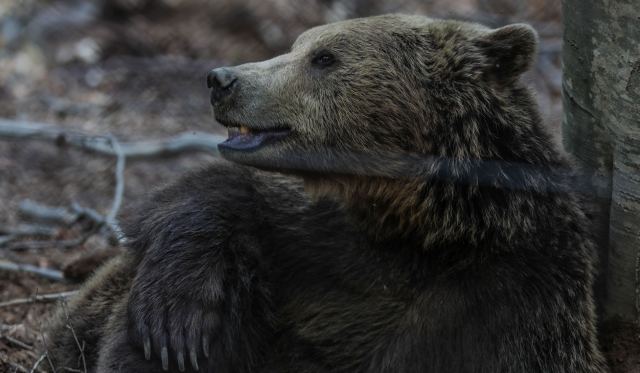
[85,67,105,87]
[75,37,101,64]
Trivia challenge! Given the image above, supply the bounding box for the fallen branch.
[36,321,57,373]
[3,228,96,252]
[18,200,79,226]
[0,225,59,237]
[6,200,116,249]
[0,323,23,333]
[0,118,224,159]
[61,302,88,373]
[0,119,224,249]
[0,224,60,248]
[66,326,87,373]
[5,361,28,373]
[1,335,34,351]
[0,260,65,281]
[29,353,47,373]
[106,136,125,241]
[18,200,109,231]
[0,291,77,308]
[0,118,225,251]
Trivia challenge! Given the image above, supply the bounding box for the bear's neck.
[305,169,561,251]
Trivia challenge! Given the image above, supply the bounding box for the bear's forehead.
[293,14,487,51]
[295,15,429,44]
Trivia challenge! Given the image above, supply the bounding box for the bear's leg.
[46,252,135,372]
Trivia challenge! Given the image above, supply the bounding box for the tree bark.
[562,0,640,323]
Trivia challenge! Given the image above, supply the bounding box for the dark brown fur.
[47,15,608,373]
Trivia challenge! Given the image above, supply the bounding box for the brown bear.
[46,14,609,373]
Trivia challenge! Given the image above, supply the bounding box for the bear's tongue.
[221,126,289,151]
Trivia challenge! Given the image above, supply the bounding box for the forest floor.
[0,0,637,372]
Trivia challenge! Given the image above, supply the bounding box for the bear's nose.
[207,67,238,105]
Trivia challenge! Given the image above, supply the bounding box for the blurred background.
[0,0,593,371]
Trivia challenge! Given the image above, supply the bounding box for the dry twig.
[0,118,224,159]
[29,353,47,373]
[1,335,34,351]
[18,200,79,226]
[106,135,126,241]
[0,118,225,249]
[0,291,77,308]
[36,321,56,373]
[0,225,59,238]
[0,323,23,332]
[2,200,111,251]
[66,326,87,373]
[18,200,107,229]
[3,229,97,252]
[0,260,65,281]
[61,302,88,373]
[5,361,28,373]
[0,224,59,247]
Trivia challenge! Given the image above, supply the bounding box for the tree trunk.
[562,0,640,323]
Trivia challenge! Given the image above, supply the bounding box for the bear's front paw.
[127,286,222,372]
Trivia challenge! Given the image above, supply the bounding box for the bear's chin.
[219,128,291,152]
[218,142,304,173]
[220,143,426,180]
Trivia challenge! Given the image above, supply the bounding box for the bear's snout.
[208,67,238,105]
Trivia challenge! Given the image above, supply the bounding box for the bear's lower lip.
[219,127,290,151]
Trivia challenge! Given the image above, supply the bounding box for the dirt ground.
[0,0,637,372]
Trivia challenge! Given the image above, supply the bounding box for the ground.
[0,0,636,372]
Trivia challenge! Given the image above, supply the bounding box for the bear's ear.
[474,23,538,82]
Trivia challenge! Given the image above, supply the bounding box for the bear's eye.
[311,51,336,68]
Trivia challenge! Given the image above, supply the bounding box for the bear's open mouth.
[219,124,291,151]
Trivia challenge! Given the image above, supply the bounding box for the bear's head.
[209,15,559,245]
[210,14,541,174]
